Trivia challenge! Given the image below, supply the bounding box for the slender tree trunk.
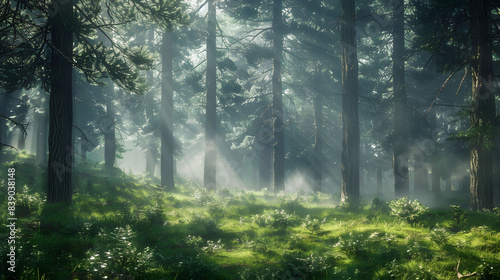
[312,77,323,193]
[469,0,495,211]
[258,111,273,190]
[413,154,428,198]
[429,111,441,200]
[104,95,115,171]
[47,0,73,203]
[272,0,285,193]
[161,31,175,191]
[340,0,360,202]
[392,0,409,198]
[204,0,217,190]
[145,29,157,178]
[377,167,383,197]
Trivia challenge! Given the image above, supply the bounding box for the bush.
[334,232,367,259]
[302,214,326,235]
[389,197,429,226]
[449,205,466,230]
[85,225,153,279]
[252,210,300,232]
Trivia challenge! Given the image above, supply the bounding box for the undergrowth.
[0,153,499,279]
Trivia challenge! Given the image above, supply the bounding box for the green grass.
[1,153,499,279]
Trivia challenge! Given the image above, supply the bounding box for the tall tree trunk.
[204,0,217,190]
[36,110,48,165]
[161,30,175,191]
[47,0,73,203]
[469,0,495,211]
[377,167,383,197]
[413,154,428,198]
[429,111,441,200]
[104,95,115,171]
[393,0,409,198]
[145,29,157,178]
[312,72,323,192]
[272,0,285,194]
[258,112,273,190]
[340,0,360,202]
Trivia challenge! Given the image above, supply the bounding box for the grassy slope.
[0,153,499,279]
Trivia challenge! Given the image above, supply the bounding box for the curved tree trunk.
[272,0,285,194]
[340,0,360,202]
[469,0,495,211]
[204,0,217,190]
[47,0,74,203]
[161,30,175,191]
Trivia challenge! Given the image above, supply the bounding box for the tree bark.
[258,111,273,190]
[161,30,175,191]
[47,0,73,203]
[272,0,285,194]
[469,0,495,211]
[413,152,429,198]
[312,73,323,192]
[377,167,383,198]
[36,110,48,165]
[393,0,409,198]
[340,0,360,202]
[145,29,157,178]
[104,96,115,171]
[204,0,217,190]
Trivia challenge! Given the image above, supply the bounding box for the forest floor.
[1,152,500,279]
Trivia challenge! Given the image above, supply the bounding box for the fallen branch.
[456,259,482,279]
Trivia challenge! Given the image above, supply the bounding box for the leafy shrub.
[86,225,153,279]
[207,200,226,220]
[184,235,204,248]
[384,259,438,280]
[252,210,300,232]
[202,239,225,256]
[449,205,467,230]
[190,216,221,237]
[278,193,304,213]
[308,191,331,204]
[302,214,326,235]
[389,197,429,225]
[282,252,332,279]
[334,232,368,259]
[16,185,43,217]
[192,186,216,205]
[430,226,450,245]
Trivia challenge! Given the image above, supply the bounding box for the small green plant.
[449,205,466,230]
[302,214,326,235]
[278,193,303,213]
[334,232,367,259]
[16,185,43,217]
[202,239,225,256]
[190,216,221,237]
[86,225,153,279]
[389,197,429,226]
[430,226,450,245]
[184,235,204,248]
[207,200,226,220]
